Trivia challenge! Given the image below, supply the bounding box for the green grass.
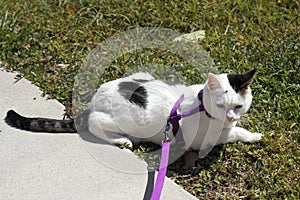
[1,0,299,199]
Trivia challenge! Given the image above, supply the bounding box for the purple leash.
[150,141,170,200]
[145,89,212,200]
[150,93,186,199]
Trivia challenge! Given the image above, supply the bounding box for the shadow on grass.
[167,145,224,176]
[78,129,224,177]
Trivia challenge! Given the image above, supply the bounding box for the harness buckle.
[163,122,171,143]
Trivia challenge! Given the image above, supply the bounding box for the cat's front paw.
[117,141,133,150]
[248,132,262,143]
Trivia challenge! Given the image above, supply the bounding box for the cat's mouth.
[226,116,240,122]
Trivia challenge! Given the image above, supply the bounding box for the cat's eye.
[235,105,243,109]
[217,104,225,108]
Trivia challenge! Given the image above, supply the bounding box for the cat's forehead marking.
[227,74,245,93]
[226,69,256,93]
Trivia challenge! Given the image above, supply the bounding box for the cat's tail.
[6,110,77,133]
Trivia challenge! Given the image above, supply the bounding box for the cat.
[6,69,262,158]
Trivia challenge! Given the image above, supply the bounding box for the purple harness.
[168,89,213,136]
[146,89,213,200]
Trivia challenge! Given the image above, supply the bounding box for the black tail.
[6,110,77,133]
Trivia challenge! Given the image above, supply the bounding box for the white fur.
[87,72,262,157]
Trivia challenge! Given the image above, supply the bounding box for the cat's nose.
[226,116,234,122]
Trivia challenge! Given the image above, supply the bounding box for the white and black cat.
[6,69,262,158]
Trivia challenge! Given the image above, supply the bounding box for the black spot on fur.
[130,86,147,108]
[227,69,257,93]
[118,81,148,109]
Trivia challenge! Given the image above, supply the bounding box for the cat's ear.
[227,69,257,93]
[207,73,221,90]
[240,69,257,89]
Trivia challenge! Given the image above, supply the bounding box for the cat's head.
[203,69,257,122]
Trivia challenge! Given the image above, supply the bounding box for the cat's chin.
[227,117,240,122]
[211,116,240,123]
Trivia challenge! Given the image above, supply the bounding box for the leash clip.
[163,122,171,143]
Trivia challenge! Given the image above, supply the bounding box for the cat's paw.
[118,142,133,150]
[248,132,262,143]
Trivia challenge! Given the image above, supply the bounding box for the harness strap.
[168,94,184,136]
[169,89,213,136]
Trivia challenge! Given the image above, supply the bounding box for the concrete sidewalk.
[0,68,197,200]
